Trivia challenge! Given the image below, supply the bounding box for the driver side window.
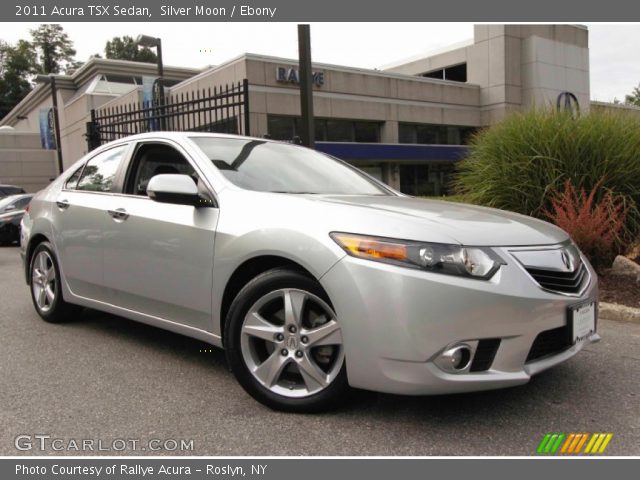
[125,143,199,197]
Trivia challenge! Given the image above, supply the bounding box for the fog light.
[435,344,472,373]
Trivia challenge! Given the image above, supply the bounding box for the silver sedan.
[20,132,599,412]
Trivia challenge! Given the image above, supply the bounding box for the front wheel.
[29,241,81,323]
[224,268,350,412]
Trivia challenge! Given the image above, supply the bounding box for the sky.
[1,22,638,102]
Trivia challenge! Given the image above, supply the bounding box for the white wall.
[0,131,56,192]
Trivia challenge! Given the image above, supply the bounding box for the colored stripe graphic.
[538,433,613,455]
[550,434,565,453]
[584,434,598,453]
[574,433,589,453]
[585,433,614,454]
[537,433,565,454]
[537,434,552,454]
[560,434,575,453]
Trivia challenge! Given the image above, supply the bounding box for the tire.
[29,241,82,323]
[224,268,350,412]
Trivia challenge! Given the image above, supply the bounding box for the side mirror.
[5,204,16,211]
[147,174,200,206]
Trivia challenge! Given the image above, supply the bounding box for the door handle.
[107,208,129,222]
[56,199,70,210]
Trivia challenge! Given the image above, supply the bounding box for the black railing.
[86,79,250,151]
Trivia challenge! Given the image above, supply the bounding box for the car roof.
[98,131,283,146]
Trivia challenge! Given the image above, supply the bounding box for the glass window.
[399,124,417,143]
[268,116,381,143]
[267,116,297,141]
[64,166,84,190]
[416,125,443,144]
[15,196,31,209]
[76,145,127,192]
[353,122,380,142]
[314,120,327,142]
[191,137,390,195]
[399,123,477,145]
[326,120,354,142]
[125,143,197,196]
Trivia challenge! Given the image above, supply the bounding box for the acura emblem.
[286,336,298,350]
[561,251,573,271]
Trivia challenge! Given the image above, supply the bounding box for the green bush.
[453,109,640,240]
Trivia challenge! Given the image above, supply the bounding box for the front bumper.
[320,246,599,395]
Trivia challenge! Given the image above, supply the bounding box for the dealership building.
[1,23,635,194]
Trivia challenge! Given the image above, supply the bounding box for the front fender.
[210,227,346,337]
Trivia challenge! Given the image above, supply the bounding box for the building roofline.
[591,100,640,111]
[70,57,202,87]
[174,52,481,91]
[0,57,202,127]
[0,84,53,127]
[243,53,480,88]
[381,39,474,71]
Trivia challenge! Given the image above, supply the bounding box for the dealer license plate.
[570,301,596,344]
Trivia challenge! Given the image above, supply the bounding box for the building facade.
[0,24,608,194]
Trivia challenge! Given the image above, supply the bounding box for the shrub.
[543,179,629,268]
[452,109,640,238]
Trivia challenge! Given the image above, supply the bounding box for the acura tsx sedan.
[20,132,599,411]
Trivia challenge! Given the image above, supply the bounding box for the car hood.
[305,195,569,247]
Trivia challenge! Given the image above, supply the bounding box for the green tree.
[625,83,640,106]
[0,39,37,119]
[30,24,76,74]
[104,36,157,63]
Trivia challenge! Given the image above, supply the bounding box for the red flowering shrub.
[544,179,629,269]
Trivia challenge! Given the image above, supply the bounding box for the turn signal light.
[330,233,408,262]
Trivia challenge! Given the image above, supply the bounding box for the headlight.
[330,232,504,280]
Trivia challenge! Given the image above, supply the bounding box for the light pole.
[35,74,64,175]
[297,24,315,148]
[136,34,165,129]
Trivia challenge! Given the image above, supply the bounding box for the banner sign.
[38,107,56,150]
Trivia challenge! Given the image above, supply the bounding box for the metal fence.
[86,79,250,151]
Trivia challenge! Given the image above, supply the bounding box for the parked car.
[0,184,26,198]
[20,133,599,412]
[0,194,33,245]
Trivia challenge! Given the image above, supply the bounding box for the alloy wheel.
[240,288,344,398]
[32,250,56,313]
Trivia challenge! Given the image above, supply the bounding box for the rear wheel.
[224,268,349,412]
[29,241,81,323]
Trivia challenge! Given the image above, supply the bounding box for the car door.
[51,144,130,301]
[101,140,219,332]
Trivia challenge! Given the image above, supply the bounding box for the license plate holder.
[568,300,596,344]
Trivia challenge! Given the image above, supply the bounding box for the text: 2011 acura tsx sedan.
[21,132,599,412]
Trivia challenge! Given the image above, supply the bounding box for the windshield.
[191,137,391,195]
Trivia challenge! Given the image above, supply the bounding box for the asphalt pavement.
[1,245,638,456]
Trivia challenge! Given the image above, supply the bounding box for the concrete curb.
[599,302,640,323]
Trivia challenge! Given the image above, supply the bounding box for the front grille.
[526,326,571,363]
[470,339,501,372]
[525,261,588,295]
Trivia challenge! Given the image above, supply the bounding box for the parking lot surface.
[1,246,638,455]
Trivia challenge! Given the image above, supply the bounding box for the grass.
[452,109,640,240]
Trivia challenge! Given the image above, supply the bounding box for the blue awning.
[315,142,469,162]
